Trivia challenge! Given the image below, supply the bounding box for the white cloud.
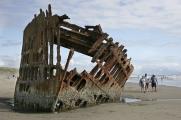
[2,0,181,35]
[1,0,181,74]
[1,0,181,33]
[47,0,181,35]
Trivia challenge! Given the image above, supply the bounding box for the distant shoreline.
[128,78,181,88]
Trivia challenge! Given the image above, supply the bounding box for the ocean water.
[128,78,181,88]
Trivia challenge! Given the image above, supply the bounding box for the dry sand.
[0,72,181,120]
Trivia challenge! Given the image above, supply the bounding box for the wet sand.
[0,75,181,120]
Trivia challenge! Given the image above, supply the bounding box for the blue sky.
[0,0,181,75]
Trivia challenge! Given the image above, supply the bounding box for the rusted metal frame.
[49,28,54,79]
[109,47,125,80]
[61,22,104,38]
[74,77,84,91]
[103,44,120,69]
[51,48,74,112]
[103,52,114,65]
[113,66,121,79]
[99,49,112,63]
[94,68,103,79]
[114,66,123,81]
[99,74,107,82]
[59,27,89,38]
[95,62,115,84]
[115,70,124,83]
[96,39,113,61]
[56,28,61,80]
[65,68,77,85]
[97,70,109,85]
[92,61,103,78]
[22,63,59,68]
[46,7,54,79]
[60,28,92,48]
[126,65,134,80]
[118,75,127,87]
[14,4,134,112]
[58,37,91,50]
[103,57,117,73]
[121,59,132,80]
[88,33,108,53]
[57,39,92,57]
[120,67,133,87]
[110,63,119,76]
[98,69,113,85]
[91,41,112,63]
[60,27,90,38]
[44,25,48,65]
[89,63,101,76]
[115,47,126,79]
[115,66,128,86]
[60,21,88,34]
[101,77,110,86]
[48,4,52,17]
[83,73,110,96]
[85,24,102,32]
[126,65,131,73]
[61,48,74,89]
[93,69,106,80]
[58,29,92,47]
[93,46,118,84]
[112,49,129,81]
[42,24,49,80]
[117,58,131,80]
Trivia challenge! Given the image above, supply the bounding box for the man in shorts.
[151,75,158,92]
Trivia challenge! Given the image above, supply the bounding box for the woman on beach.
[144,73,150,92]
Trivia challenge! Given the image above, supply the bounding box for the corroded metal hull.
[14,5,134,112]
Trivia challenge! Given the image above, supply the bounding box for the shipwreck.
[14,5,134,112]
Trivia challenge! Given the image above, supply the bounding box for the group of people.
[139,73,158,93]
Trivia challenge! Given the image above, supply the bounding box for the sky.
[0,0,181,75]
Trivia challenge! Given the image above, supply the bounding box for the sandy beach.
[1,1,181,120]
[0,72,181,120]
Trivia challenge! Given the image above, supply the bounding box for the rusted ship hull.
[14,5,134,112]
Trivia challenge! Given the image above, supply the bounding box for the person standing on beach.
[151,75,158,92]
[144,73,150,92]
[139,76,145,93]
